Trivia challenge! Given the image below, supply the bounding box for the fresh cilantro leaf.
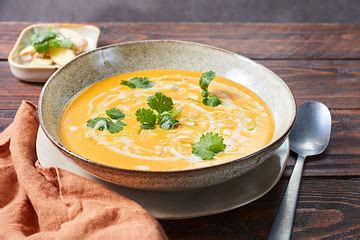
[108,120,127,134]
[201,90,209,98]
[48,37,74,49]
[192,148,216,160]
[159,114,179,130]
[106,108,125,119]
[121,81,136,88]
[192,132,226,160]
[136,93,181,130]
[86,117,109,131]
[198,71,221,107]
[30,30,74,53]
[203,95,222,107]
[33,41,50,53]
[30,31,57,45]
[135,108,157,130]
[87,108,126,133]
[199,71,216,91]
[147,92,174,114]
[121,77,154,89]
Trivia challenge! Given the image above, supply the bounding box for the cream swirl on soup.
[60,69,274,171]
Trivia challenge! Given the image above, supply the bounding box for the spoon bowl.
[290,101,332,157]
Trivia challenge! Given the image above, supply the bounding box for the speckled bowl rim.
[38,39,296,174]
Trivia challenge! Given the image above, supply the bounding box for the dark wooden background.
[0,22,359,239]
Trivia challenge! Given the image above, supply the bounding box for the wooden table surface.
[1,22,359,239]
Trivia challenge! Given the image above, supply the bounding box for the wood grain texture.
[259,60,360,109]
[160,178,360,239]
[1,22,360,239]
[1,22,360,60]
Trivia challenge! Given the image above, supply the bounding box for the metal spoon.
[268,101,332,240]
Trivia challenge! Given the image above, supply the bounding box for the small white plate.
[36,127,289,219]
[8,23,100,82]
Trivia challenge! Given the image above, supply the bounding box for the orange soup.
[60,69,274,171]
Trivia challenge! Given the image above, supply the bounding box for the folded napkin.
[0,101,167,239]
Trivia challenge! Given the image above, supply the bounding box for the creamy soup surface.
[60,69,274,171]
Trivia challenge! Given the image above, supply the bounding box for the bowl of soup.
[39,40,296,191]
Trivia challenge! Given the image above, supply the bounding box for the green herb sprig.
[30,30,74,53]
[192,132,226,160]
[87,108,127,134]
[121,77,154,89]
[199,71,221,107]
[135,92,181,130]
[135,108,157,130]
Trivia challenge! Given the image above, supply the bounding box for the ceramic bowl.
[38,40,296,191]
[8,23,100,82]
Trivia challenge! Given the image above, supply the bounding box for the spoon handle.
[268,154,306,240]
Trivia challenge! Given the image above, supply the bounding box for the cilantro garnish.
[202,95,221,107]
[87,108,126,134]
[199,71,221,107]
[135,108,157,129]
[200,71,216,91]
[192,132,226,160]
[121,77,154,89]
[108,120,127,133]
[86,117,109,131]
[135,92,181,130]
[147,92,174,114]
[106,107,125,119]
[30,31,56,46]
[30,30,74,53]
[159,114,179,130]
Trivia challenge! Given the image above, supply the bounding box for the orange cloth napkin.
[0,101,167,239]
